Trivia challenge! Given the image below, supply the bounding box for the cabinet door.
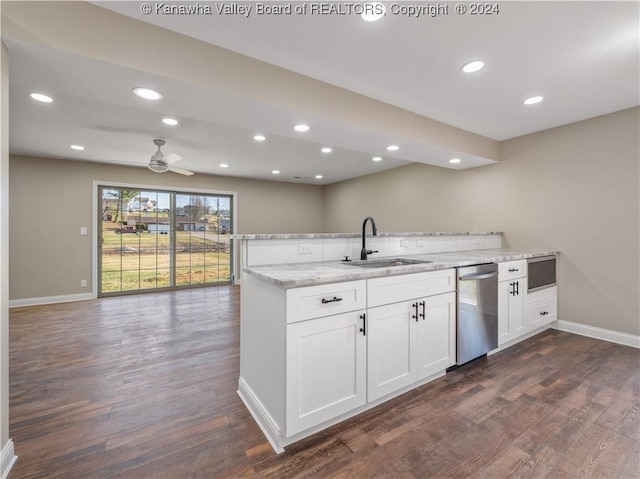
[498,278,527,345]
[286,310,366,436]
[416,292,456,380]
[367,301,417,401]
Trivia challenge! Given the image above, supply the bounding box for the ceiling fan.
[148,139,194,176]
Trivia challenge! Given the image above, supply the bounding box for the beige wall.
[1,38,10,450]
[9,155,324,300]
[325,108,640,336]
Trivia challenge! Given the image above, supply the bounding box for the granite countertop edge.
[243,249,559,288]
[233,231,503,240]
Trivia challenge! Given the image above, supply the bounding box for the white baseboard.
[553,319,640,349]
[1,439,17,479]
[237,377,284,454]
[9,292,95,308]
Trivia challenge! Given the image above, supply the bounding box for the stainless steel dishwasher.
[456,263,499,365]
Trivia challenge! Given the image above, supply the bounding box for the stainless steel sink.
[345,258,432,268]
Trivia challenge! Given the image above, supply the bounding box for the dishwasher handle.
[459,271,498,281]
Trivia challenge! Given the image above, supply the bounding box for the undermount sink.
[345,258,433,268]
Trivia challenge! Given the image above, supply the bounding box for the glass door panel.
[99,186,232,296]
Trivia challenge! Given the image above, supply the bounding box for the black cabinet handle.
[412,302,419,321]
[509,268,519,272]
[420,301,426,320]
[509,282,515,296]
[321,296,343,304]
[540,311,549,316]
[359,313,366,336]
[515,281,519,296]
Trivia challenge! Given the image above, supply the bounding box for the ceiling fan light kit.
[147,139,194,175]
[148,160,169,173]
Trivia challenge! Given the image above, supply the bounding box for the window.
[99,186,233,296]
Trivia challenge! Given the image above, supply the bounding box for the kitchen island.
[236,233,558,453]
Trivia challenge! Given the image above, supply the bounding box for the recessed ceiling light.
[321,147,332,153]
[386,145,400,151]
[372,156,382,162]
[461,61,485,73]
[315,174,323,179]
[133,87,162,101]
[272,170,280,175]
[254,135,266,141]
[70,145,85,151]
[220,163,229,168]
[449,158,461,164]
[30,92,53,103]
[294,124,310,132]
[361,2,385,21]
[162,118,178,126]
[523,96,544,105]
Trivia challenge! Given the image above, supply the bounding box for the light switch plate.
[80,227,88,236]
[416,240,425,247]
[400,240,409,248]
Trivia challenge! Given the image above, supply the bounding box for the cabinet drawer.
[498,260,527,281]
[528,287,557,328]
[368,269,455,308]
[286,280,366,323]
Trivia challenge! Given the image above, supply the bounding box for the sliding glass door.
[98,186,232,296]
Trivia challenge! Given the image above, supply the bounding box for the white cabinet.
[240,268,456,451]
[498,260,527,282]
[367,269,455,307]
[498,261,527,345]
[367,271,456,402]
[286,280,366,323]
[286,310,367,436]
[367,300,416,401]
[417,292,456,379]
[527,286,557,330]
[367,292,456,402]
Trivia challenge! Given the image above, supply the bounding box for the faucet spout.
[361,216,378,260]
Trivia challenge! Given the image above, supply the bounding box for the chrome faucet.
[361,216,379,260]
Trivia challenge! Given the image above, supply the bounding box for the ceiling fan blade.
[162,153,182,164]
[168,166,194,176]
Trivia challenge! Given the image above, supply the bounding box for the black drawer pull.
[321,296,343,304]
[508,268,519,272]
[540,311,549,316]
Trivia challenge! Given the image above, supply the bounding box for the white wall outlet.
[80,226,88,236]
[400,240,409,248]
[80,279,87,288]
[298,243,313,255]
[416,240,425,248]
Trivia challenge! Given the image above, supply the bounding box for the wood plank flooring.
[8,286,640,478]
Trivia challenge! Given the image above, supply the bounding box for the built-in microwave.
[527,255,556,292]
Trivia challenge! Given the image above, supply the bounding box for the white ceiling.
[5,1,639,184]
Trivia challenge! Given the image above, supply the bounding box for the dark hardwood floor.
[8,286,640,478]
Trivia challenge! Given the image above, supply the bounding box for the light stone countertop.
[242,249,558,288]
[233,231,503,240]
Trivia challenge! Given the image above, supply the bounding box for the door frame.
[92,180,238,299]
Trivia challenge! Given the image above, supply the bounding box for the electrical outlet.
[416,240,425,247]
[80,226,88,236]
[400,240,409,248]
[299,243,313,255]
[80,279,87,288]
